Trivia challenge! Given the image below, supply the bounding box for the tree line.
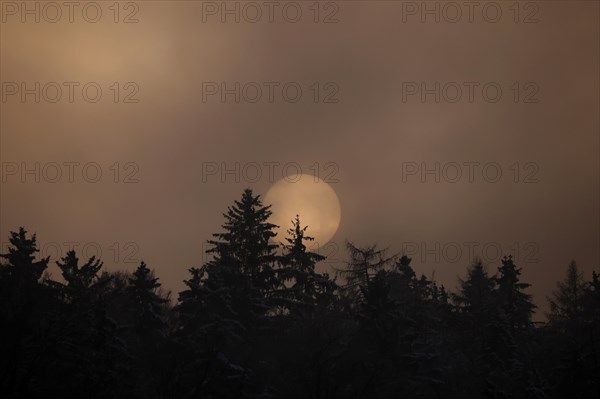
[1,189,598,398]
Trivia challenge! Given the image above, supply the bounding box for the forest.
[1,189,599,398]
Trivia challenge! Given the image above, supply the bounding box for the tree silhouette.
[496,255,536,331]
[0,227,48,284]
[547,261,588,328]
[543,261,600,398]
[53,250,108,306]
[208,188,279,292]
[339,241,395,301]
[126,261,168,336]
[454,258,497,326]
[277,215,336,313]
[1,191,599,399]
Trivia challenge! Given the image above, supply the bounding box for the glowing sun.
[264,174,342,247]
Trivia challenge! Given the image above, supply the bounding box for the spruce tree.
[126,261,168,337]
[453,258,499,361]
[546,262,599,398]
[388,255,427,304]
[496,255,536,330]
[54,250,107,307]
[358,270,400,349]
[52,250,130,397]
[0,228,51,397]
[584,270,600,322]
[278,215,336,312]
[454,258,497,319]
[177,189,280,352]
[207,188,279,292]
[177,189,280,340]
[0,227,48,285]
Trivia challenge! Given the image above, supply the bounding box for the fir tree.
[496,255,536,330]
[546,262,599,398]
[358,270,400,349]
[0,227,48,285]
[388,255,428,304]
[454,258,497,320]
[54,250,108,307]
[177,189,280,343]
[453,259,500,366]
[207,188,279,292]
[278,215,336,312]
[0,228,51,397]
[126,261,168,338]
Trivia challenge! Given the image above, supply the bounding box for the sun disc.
[264,174,341,247]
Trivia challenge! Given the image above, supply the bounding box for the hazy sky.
[1,1,598,317]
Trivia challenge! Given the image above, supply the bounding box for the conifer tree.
[126,261,168,337]
[0,228,51,397]
[453,258,499,357]
[54,250,107,306]
[358,269,400,349]
[388,255,426,303]
[495,255,536,330]
[51,250,130,396]
[547,261,588,328]
[0,227,48,285]
[207,188,279,292]
[177,189,280,347]
[339,242,395,300]
[454,258,497,318]
[584,270,600,322]
[546,262,599,398]
[278,215,336,311]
